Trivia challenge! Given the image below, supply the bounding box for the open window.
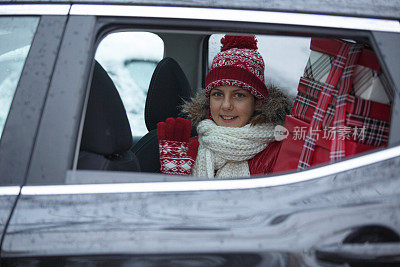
[63,8,398,186]
[74,31,394,180]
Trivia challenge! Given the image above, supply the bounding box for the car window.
[0,16,39,138]
[74,25,394,182]
[95,32,164,138]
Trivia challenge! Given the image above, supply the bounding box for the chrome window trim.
[0,186,20,196]
[21,145,400,195]
[0,4,71,15]
[70,4,400,33]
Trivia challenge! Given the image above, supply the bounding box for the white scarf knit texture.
[191,119,276,179]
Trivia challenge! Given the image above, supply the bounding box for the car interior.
[78,31,206,174]
[131,57,193,173]
[77,29,394,178]
[79,55,196,173]
[77,61,140,172]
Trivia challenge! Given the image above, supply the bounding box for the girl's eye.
[212,92,223,97]
[235,92,246,98]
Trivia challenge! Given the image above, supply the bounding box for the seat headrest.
[81,61,133,155]
[145,57,192,131]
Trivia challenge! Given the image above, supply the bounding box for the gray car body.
[0,1,400,266]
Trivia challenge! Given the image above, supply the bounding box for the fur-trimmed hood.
[181,85,293,127]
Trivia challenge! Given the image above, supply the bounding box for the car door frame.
[0,4,70,254]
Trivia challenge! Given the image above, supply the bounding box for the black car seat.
[77,61,140,171]
[132,57,192,173]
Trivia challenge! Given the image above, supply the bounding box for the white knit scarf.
[191,119,276,179]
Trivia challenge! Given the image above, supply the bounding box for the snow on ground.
[0,45,30,137]
[95,32,164,137]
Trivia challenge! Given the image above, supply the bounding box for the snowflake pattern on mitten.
[159,140,195,175]
[157,118,198,176]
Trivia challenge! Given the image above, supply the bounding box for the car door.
[2,3,400,266]
[0,4,69,251]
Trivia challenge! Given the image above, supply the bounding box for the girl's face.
[209,85,261,127]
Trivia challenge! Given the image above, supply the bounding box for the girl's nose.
[222,97,233,110]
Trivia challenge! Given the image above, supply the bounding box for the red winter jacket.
[189,137,282,176]
[248,140,282,175]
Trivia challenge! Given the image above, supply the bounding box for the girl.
[158,35,291,178]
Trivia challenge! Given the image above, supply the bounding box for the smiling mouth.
[220,115,237,121]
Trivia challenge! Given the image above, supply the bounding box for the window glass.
[0,17,39,138]
[95,32,164,138]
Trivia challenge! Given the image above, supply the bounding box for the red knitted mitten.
[157,117,198,175]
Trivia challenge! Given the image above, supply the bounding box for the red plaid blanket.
[297,41,360,169]
[273,38,391,173]
[296,39,392,169]
[292,77,391,147]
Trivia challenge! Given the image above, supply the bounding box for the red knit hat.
[205,35,268,101]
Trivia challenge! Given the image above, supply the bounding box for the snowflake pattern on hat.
[205,35,268,101]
